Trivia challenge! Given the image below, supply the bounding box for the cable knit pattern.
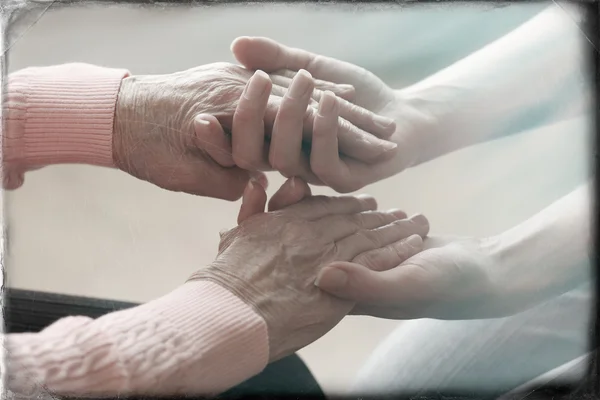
[6,282,269,397]
[2,63,129,189]
[3,64,270,397]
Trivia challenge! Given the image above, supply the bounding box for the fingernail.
[374,115,396,130]
[381,141,398,152]
[356,194,374,200]
[195,115,211,126]
[404,234,422,247]
[409,214,428,226]
[318,91,337,116]
[338,84,354,91]
[387,208,407,218]
[243,70,270,100]
[250,171,269,190]
[315,268,348,290]
[289,69,313,99]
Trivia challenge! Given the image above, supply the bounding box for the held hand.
[191,181,429,362]
[229,36,443,192]
[315,236,514,320]
[113,63,397,198]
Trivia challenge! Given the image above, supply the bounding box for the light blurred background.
[4,2,592,394]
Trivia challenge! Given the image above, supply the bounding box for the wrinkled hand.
[113,62,397,198]
[315,235,512,320]
[228,36,446,192]
[189,179,429,362]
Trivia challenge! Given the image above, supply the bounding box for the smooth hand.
[227,36,442,192]
[315,235,516,320]
[113,63,397,199]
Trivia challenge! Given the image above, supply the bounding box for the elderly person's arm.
[3,64,129,189]
[6,181,429,397]
[4,69,428,397]
[3,62,397,197]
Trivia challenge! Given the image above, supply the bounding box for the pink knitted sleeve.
[2,63,128,188]
[6,281,270,398]
[3,64,270,396]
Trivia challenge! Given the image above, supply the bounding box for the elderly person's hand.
[113,63,397,199]
[189,179,429,362]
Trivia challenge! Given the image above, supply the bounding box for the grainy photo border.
[0,1,598,399]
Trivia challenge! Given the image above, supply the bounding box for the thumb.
[315,261,430,305]
[193,114,235,167]
[268,177,312,211]
[237,179,268,224]
[230,36,284,72]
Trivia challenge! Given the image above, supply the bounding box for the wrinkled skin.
[113,63,397,199]
[190,189,429,362]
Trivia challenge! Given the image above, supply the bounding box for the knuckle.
[370,212,394,228]
[307,195,331,212]
[346,214,365,230]
[392,243,409,260]
[357,229,380,248]
[357,253,379,269]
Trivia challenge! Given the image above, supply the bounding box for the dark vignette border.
[1,1,598,400]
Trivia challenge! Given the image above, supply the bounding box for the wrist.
[486,227,588,315]
[391,86,461,168]
[3,64,129,178]
[188,266,280,361]
[112,75,138,172]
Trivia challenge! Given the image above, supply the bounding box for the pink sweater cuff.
[6,281,269,398]
[3,63,130,188]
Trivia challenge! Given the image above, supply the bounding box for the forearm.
[2,63,129,188]
[490,182,593,312]
[399,4,589,164]
[6,281,269,398]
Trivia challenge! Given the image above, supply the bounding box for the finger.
[269,84,319,109]
[270,71,356,101]
[232,70,273,171]
[335,214,430,260]
[268,176,312,211]
[249,170,269,190]
[314,210,409,242]
[269,69,315,178]
[315,260,435,305]
[237,179,268,224]
[311,90,396,138]
[286,194,377,220]
[352,234,423,272]
[231,36,366,88]
[186,162,251,201]
[310,91,352,192]
[193,114,235,167]
[264,98,398,164]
